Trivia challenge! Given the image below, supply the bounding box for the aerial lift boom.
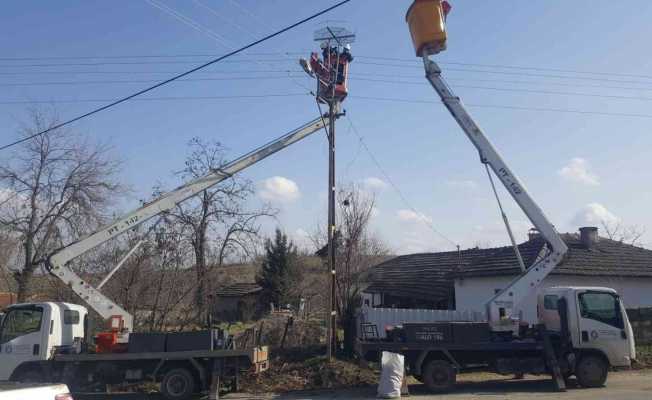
[46,117,330,332]
[421,59,568,331]
[404,0,568,331]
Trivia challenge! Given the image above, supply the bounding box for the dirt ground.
[73,370,652,400]
[219,370,652,400]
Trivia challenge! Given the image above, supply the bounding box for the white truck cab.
[0,303,87,381]
[538,287,636,368]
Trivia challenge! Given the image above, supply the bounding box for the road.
[75,370,652,400]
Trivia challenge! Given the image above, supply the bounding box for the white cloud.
[445,179,478,190]
[257,176,300,203]
[396,209,433,224]
[292,228,312,250]
[558,158,600,186]
[363,177,388,191]
[572,203,619,227]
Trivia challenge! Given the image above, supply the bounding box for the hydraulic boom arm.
[421,58,568,330]
[46,117,330,331]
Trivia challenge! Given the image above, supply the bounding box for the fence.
[627,307,652,346]
[357,306,486,339]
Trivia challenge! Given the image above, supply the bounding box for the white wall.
[454,275,652,324]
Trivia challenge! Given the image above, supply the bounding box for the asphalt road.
[74,370,652,400]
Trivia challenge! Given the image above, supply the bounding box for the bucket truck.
[0,116,330,399]
[356,0,636,393]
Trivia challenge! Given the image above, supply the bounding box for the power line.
[10,72,652,95]
[0,52,307,61]
[343,114,458,249]
[350,95,652,119]
[0,0,351,152]
[0,93,308,105]
[6,52,652,81]
[354,61,652,86]
[9,61,652,87]
[4,93,652,119]
[0,69,302,76]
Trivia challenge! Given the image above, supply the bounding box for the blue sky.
[3,1,652,253]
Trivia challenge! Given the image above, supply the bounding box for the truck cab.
[0,302,87,381]
[538,287,636,368]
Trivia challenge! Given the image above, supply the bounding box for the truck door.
[576,291,632,367]
[0,305,47,380]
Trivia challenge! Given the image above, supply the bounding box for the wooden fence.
[627,307,652,346]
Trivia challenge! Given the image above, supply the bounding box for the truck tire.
[575,355,608,388]
[161,368,196,400]
[423,360,456,393]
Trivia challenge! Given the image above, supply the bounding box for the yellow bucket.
[406,0,447,57]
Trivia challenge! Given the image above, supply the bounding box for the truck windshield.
[0,307,43,344]
[578,292,623,329]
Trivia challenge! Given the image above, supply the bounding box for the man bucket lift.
[300,41,353,102]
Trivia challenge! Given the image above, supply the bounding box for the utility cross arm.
[421,58,568,329]
[46,116,330,330]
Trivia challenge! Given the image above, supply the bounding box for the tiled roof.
[364,233,652,302]
[215,283,262,297]
[458,234,652,278]
[364,248,485,302]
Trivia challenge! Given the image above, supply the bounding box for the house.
[455,226,652,324]
[212,283,263,322]
[364,226,652,325]
[0,292,16,308]
[363,248,486,309]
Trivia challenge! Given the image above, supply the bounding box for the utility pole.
[299,25,354,361]
[326,99,337,361]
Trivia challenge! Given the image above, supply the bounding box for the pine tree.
[257,229,301,309]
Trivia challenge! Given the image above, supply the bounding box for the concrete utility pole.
[300,25,354,361]
[326,99,337,361]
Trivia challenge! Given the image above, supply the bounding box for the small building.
[364,227,652,325]
[212,283,263,322]
[454,227,652,324]
[363,248,486,309]
[0,292,16,308]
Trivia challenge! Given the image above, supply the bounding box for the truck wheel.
[161,368,196,400]
[575,355,608,388]
[423,360,456,393]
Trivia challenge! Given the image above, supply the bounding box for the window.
[544,295,559,310]
[0,307,44,344]
[578,292,623,329]
[64,310,79,325]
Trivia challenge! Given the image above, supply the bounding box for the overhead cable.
[0,0,350,152]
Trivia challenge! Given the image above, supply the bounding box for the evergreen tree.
[257,229,301,309]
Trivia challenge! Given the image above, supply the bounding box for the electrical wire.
[344,114,458,249]
[5,93,652,120]
[0,0,351,152]
[191,0,313,93]
[7,52,652,82]
[11,72,652,95]
[0,93,308,105]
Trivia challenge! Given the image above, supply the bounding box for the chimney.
[579,226,599,248]
[528,228,541,241]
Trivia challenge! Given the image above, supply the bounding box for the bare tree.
[0,108,125,302]
[167,137,275,323]
[0,228,18,293]
[314,184,389,355]
[601,220,645,246]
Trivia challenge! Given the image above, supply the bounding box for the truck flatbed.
[356,339,543,355]
[53,346,268,364]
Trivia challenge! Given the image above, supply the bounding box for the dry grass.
[241,347,378,393]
